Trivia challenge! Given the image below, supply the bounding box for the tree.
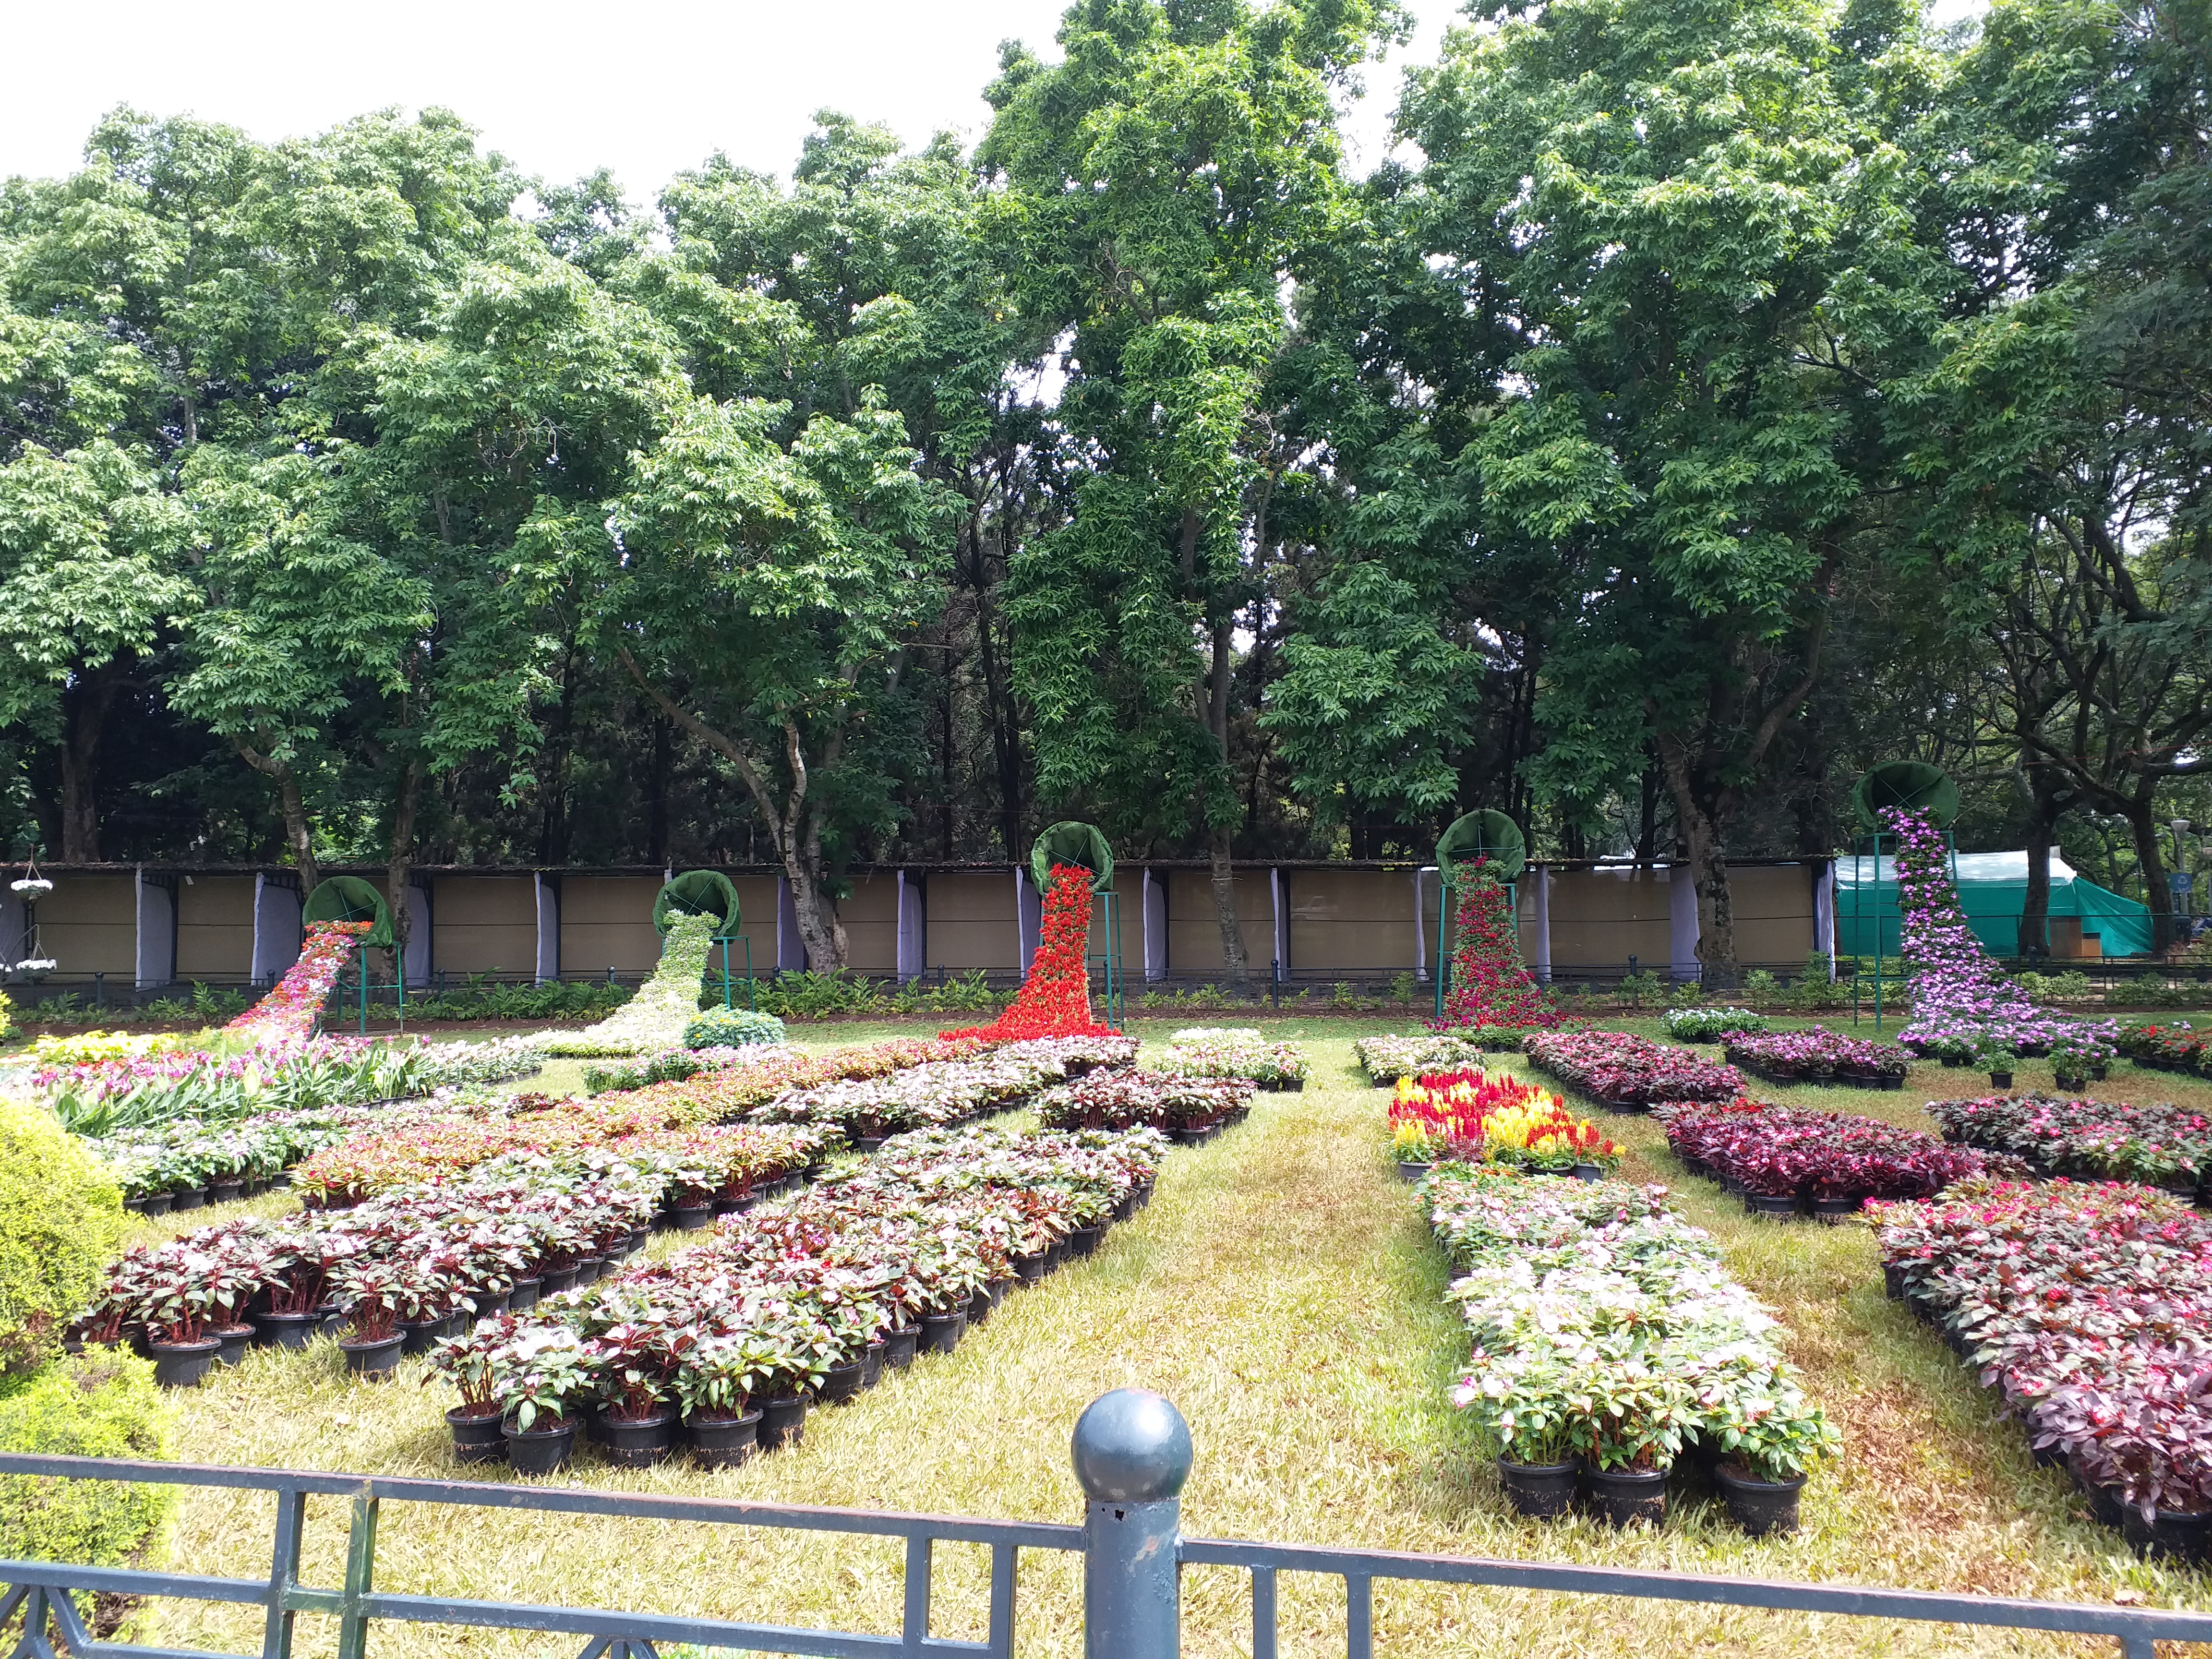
[984,0,1403,978]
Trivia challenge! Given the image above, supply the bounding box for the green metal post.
[337,1493,378,1659]
[721,938,733,1010]
[357,941,369,1037]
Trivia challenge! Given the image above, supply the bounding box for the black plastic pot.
[818,1358,866,1404]
[854,1135,888,1154]
[208,1178,245,1205]
[1045,1240,1068,1272]
[885,1325,921,1370]
[968,1287,994,1327]
[509,1276,542,1314]
[2092,1063,2110,1080]
[598,1408,680,1468]
[474,1291,512,1324]
[1989,1071,2015,1090]
[150,1337,224,1389]
[862,1340,886,1390]
[141,1192,174,1217]
[1170,1126,1208,1146]
[1715,1465,1806,1536]
[254,1310,323,1351]
[1497,1458,1577,1520]
[340,1334,405,1379]
[686,1410,761,1469]
[2124,1503,2211,1564]
[1745,1193,1801,1219]
[447,1407,506,1465]
[541,1265,581,1295]
[759,1394,808,1451]
[1812,1195,1861,1221]
[1013,1250,1048,1285]
[1396,1161,1432,1183]
[919,1310,967,1355]
[1883,1263,1905,1301]
[673,1204,715,1231]
[504,1419,576,1476]
[2068,1454,2127,1529]
[1583,1465,1670,1527]
[212,1325,254,1369]
[1572,1163,1606,1183]
[172,1185,207,1212]
[1065,1224,1105,1260]
[399,1317,447,1356]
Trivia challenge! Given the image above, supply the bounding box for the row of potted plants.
[2118,1022,2209,1077]
[1429,1166,1839,1534]
[1355,1032,1489,1087]
[1660,1008,1767,1043]
[432,1123,1166,1472]
[1719,1028,1911,1088]
[745,1045,1116,1146]
[1519,1032,1743,1110]
[1925,1093,2212,1197]
[95,1105,380,1210]
[1875,1177,2212,1561]
[582,1041,800,1095]
[1033,1070,1255,1140]
[1658,1099,1997,1217]
[1153,1027,1310,1089]
[1387,1070,1621,1180]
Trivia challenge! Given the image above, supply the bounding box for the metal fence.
[7,1389,2212,1659]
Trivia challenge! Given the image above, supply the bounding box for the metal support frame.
[1844,830,1959,1033]
[717,935,757,1013]
[1432,870,1516,1021]
[1091,889,1124,1032]
[6,1387,2207,1659]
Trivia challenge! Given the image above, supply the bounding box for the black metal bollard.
[1074,1388,1190,1659]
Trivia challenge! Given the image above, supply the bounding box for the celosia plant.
[1429,860,1569,1033]
[942,865,1113,1042]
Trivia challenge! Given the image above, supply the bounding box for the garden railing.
[6,1387,2211,1659]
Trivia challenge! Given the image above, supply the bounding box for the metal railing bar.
[985,1542,1016,1659]
[1178,1539,2212,1644]
[334,1496,376,1659]
[1251,1565,1277,1659]
[0,1563,272,1609]
[352,1593,991,1659]
[902,1536,931,1657]
[0,1455,1080,1551]
[261,1487,304,1659]
[1346,1574,1372,1659]
[55,1645,256,1659]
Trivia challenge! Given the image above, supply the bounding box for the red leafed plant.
[942,865,1113,1042]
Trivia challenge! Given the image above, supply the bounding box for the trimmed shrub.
[0,1098,125,1374]
[0,1350,175,1569]
[683,1008,788,1049]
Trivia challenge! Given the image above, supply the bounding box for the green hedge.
[0,1098,124,1375]
[0,1351,175,1570]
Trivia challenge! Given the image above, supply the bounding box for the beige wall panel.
[559,876,664,977]
[1544,867,1674,972]
[1729,863,1816,965]
[1166,869,1273,975]
[1086,871,1142,973]
[1548,918,1672,968]
[923,873,1017,972]
[724,877,780,975]
[175,876,255,980]
[36,873,136,977]
[432,876,537,975]
[835,875,899,974]
[1287,868,1417,974]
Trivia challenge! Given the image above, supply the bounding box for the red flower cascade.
[1429,858,1569,1033]
[942,864,1113,1042]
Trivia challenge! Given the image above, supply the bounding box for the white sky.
[1,0,1459,202]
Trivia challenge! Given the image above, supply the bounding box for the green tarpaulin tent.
[1835,850,2153,959]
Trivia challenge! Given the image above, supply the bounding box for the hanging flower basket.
[14,958,55,980]
[10,878,52,901]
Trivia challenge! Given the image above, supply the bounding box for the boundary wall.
[0,859,1833,993]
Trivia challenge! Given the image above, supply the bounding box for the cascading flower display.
[1883,806,2118,1059]
[941,864,1112,1042]
[1429,859,1569,1033]
[226,921,371,1046]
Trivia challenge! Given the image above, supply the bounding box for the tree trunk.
[234,738,319,894]
[1658,734,1739,987]
[386,755,423,991]
[2126,798,2177,956]
[2015,770,2071,962]
[58,669,123,862]
[1206,615,1247,985]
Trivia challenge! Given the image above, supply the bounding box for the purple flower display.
[1882,807,2119,1061]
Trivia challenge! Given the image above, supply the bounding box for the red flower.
[943,865,1113,1042]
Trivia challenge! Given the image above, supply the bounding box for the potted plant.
[334,1258,407,1378]
[588,1320,680,1467]
[1391,1120,1441,1182]
[674,1330,781,1467]
[429,1318,518,1464]
[1571,1369,1689,1527]
[1707,1385,1842,1536]
[136,1257,226,1389]
[756,1303,839,1449]
[1453,1358,1580,1520]
[495,1327,593,1475]
[1979,1036,2018,1091]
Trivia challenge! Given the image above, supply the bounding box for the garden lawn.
[124,1019,2212,1658]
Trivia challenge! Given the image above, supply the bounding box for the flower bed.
[425,1124,1164,1466]
[95,1106,381,1210]
[1662,1007,1767,1043]
[226,922,370,1045]
[2119,1022,2208,1077]
[1032,1070,1253,1140]
[1429,1167,1839,1528]
[1153,1027,1308,1089]
[1876,1178,2212,1544]
[538,913,718,1058]
[1521,1031,1743,1110]
[1926,1093,2212,1194]
[1659,1099,1992,1215]
[1354,1031,1488,1086]
[1389,1070,1618,1174]
[746,1046,1105,1145]
[1720,1028,1909,1088]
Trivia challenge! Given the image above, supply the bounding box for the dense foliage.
[0,0,2206,977]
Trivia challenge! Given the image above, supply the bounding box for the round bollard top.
[1072,1389,1192,1503]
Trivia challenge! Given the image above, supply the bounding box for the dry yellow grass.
[105,1020,2212,1657]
